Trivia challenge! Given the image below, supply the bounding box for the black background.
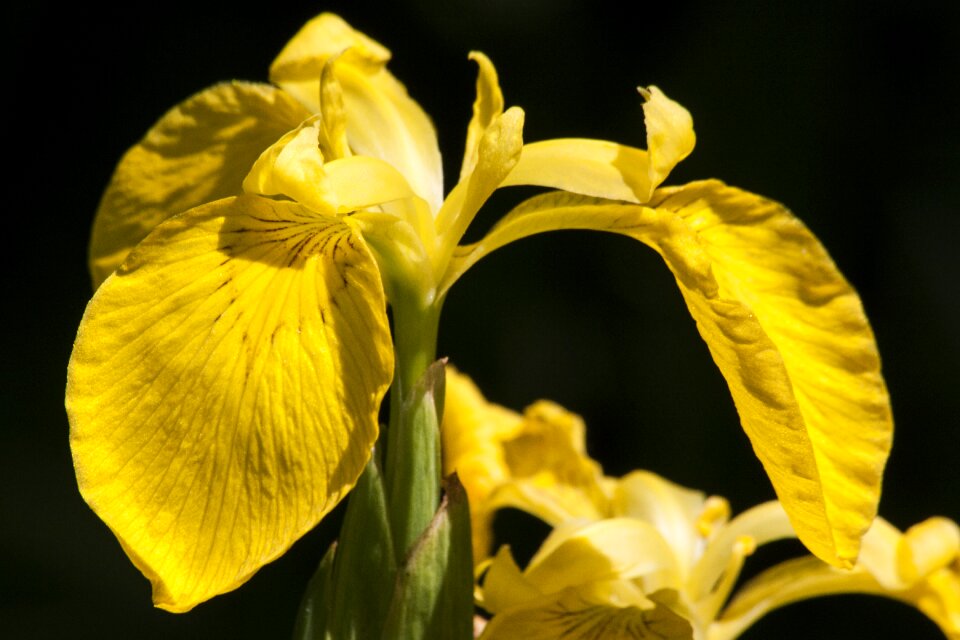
[4,1,959,638]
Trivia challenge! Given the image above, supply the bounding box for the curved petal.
[90,81,310,288]
[242,117,420,215]
[713,518,960,640]
[269,13,444,212]
[67,196,393,611]
[446,182,892,568]
[500,86,694,203]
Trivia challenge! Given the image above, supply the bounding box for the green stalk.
[384,296,443,560]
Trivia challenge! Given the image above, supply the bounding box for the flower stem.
[384,296,444,560]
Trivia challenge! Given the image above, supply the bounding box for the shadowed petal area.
[90,82,310,288]
[447,181,892,568]
[67,196,393,611]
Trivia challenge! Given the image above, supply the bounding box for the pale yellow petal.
[523,518,680,595]
[269,13,444,212]
[460,51,504,180]
[502,138,652,202]
[90,82,310,287]
[499,85,694,203]
[713,518,960,640]
[67,196,393,611]
[447,183,892,568]
[436,107,525,255]
[243,117,421,216]
[612,471,709,577]
[479,546,543,614]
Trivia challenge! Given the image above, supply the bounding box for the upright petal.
[500,86,694,203]
[270,13,444,212]
[445,183,892,568]
[89,82,310,288]
[68,196,393,611]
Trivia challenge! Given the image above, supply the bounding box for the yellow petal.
[715,518,960,640]
[243,117,420,215]
[441,369,608,562]
[460,51,504,181]
[481,582,693,640]
[649,180,892,566]
[90,82,310,288]
[500,86,694,203]
[436,107,525,255]
[523,518,680,595]
[67,196,393,611]
[611,471,709,577]
[447,182,892,568]
[270,13,444,212]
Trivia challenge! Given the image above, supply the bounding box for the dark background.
[4,1,958,637]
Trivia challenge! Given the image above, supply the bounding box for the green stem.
[384,296,444,561]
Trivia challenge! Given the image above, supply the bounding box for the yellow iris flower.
[443,371,960,639]
[69,13,892,612]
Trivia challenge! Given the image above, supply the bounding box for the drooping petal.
[269,13,444,212]
[445,182,892,568]
[649,180,892,566]
[90,82,310,287]
[67,195,393,611]
[500,86,694,203]
[440,369,608,562]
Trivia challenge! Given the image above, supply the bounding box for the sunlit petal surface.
[68,196,393,611]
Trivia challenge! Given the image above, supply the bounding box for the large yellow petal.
[500,86,694,203]
[269,13,444,213]
[90,82,310,288]
[446,182,892,568]
[67,196,393,611]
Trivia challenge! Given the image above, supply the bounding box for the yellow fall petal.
[67,195,393,611]
[446,182,892,567]
[500,85,694,203]
[90,81,310,288]
[269,13,444,212]
[481,581,694,640]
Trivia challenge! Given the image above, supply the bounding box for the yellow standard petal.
[90,81,310,288]
[269,13,444,213]
[446,181,892,567]
[500,85,694,203]
[67,195,393,611]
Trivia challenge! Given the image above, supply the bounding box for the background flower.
[5,0,958,638]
